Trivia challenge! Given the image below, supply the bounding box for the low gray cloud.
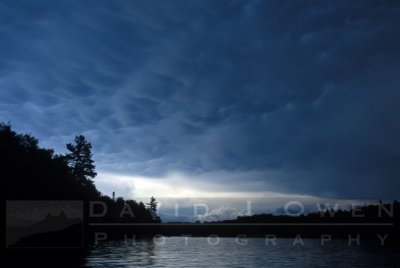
[1,0,399,198]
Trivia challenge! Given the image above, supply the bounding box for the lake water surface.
[84,237,399,267]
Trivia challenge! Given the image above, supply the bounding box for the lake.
[84,237,399,267]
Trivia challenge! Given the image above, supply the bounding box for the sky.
[1,0,399,203]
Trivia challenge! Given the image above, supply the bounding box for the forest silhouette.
[1,122,160,223]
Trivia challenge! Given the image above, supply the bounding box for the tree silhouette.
[147,196,161,222]
[65,135,97,186]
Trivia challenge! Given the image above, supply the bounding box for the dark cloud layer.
[1,0,399,198]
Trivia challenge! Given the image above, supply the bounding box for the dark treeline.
[1,122,160,223]
[166,203,399,239]
[216,202,400,224]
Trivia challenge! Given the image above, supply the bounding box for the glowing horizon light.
[95,171,316,199]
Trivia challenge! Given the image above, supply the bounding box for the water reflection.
[84,237,400,268]
[86,238,156,267]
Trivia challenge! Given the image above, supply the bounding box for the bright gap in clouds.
[95,171,307,199]
[95,171,367,222]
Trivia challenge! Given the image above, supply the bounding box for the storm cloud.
[1,0,399,198]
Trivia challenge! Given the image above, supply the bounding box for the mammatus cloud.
[0,0,399,199]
